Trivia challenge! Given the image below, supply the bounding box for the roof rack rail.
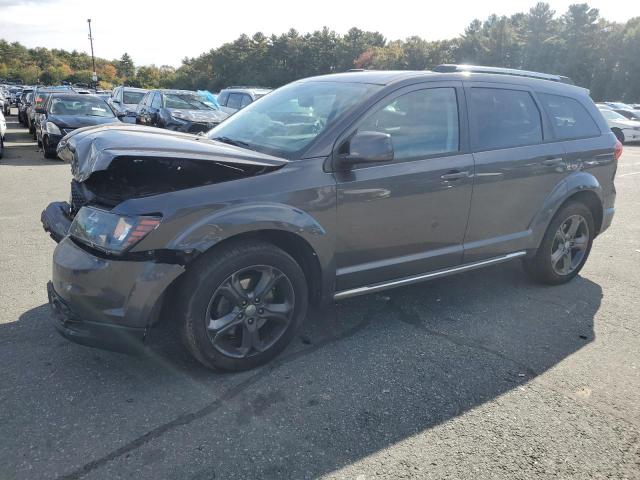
[433,64,574,85]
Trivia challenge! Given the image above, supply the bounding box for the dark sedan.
[37,93,123,159]
[136,89,228,133]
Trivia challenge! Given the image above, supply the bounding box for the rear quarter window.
[538,93,601,140]
[470,87,543,151]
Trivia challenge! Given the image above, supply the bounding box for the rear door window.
[538,93,600,140]
[358,87,460,161]
[469,87,543,150]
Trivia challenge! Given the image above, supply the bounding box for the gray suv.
[217,86,272,115]
[42,66,618,371]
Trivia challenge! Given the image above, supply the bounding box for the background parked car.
[18,90,34,124]
[33,87,74,144]
[37,93,122,159]
[0,109,6,158]
[610,108,640,121]
[603,101,635,110]
[9,86,23,107]
[136,89,228,133]
[217,86,272,115]
[598,107,640,143]
[108,86,147,124]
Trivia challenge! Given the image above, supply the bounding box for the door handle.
[440,170,470,181]
[542,157,564,166]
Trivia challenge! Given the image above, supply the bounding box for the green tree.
[117,52,135,80]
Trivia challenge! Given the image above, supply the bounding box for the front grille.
[70,180,89,214]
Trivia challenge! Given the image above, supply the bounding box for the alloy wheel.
[551,214,589,275]
[205,265,295,359]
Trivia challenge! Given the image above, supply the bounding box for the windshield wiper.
[212,136,254,150]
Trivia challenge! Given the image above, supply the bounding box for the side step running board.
[333,251,527,300]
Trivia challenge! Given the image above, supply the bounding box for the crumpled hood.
[56,123,287,182]
[168,108,228,123]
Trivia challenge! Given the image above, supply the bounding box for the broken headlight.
[69,206,161,255]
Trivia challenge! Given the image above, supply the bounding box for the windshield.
[164,93,213,110]
[207,81,381,158]
[601,109,627,121]
[48,97,115,118]
[123,91,145,104]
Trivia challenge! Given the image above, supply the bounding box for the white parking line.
[618,171,640,178]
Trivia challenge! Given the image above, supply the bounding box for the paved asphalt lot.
[0,116,639,480]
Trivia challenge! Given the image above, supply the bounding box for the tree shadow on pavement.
[0,261,601,479]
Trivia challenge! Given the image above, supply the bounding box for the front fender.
[529,171,603,248]
[169,202,328,254]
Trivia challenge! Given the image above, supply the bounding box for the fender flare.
[529,171,603,248]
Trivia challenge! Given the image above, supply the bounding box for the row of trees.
[2,3,640,101]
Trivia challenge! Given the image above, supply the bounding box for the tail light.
[614,139,623,162]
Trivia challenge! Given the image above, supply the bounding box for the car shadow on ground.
[1,262,601,479]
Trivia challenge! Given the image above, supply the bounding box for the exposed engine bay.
[71,156,278,212]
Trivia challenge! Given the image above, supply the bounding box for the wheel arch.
[530,172,605,249]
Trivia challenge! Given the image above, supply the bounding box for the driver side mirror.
[116,111,127,119]
[338,131,394,168]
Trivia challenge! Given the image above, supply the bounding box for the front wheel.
[42,136,57,159]
[523,201,594,285]
[179,241,308,371]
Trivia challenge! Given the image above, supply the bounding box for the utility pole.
[87,19,97,89]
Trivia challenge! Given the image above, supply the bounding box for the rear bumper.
[600,207,615,234]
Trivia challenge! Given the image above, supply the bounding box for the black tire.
[0,137,4,159]
[523,201,594,285]
[612,128,625,144]
[42,136,57,159]
[179,240,308,371]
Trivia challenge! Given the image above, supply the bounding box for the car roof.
[49,93,106,102]
[297,69,589,95]
[221,87,272,95]
[121,86,148,92]
[154,89,199,95]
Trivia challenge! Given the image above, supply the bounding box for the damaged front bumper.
[41,201,72,242]
[46,235,184,353]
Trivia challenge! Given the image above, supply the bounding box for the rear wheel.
[179,241,308,371]
[0,136,4,159]
[523,201,594,285]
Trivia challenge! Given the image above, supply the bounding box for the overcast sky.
[1,0,639,67]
